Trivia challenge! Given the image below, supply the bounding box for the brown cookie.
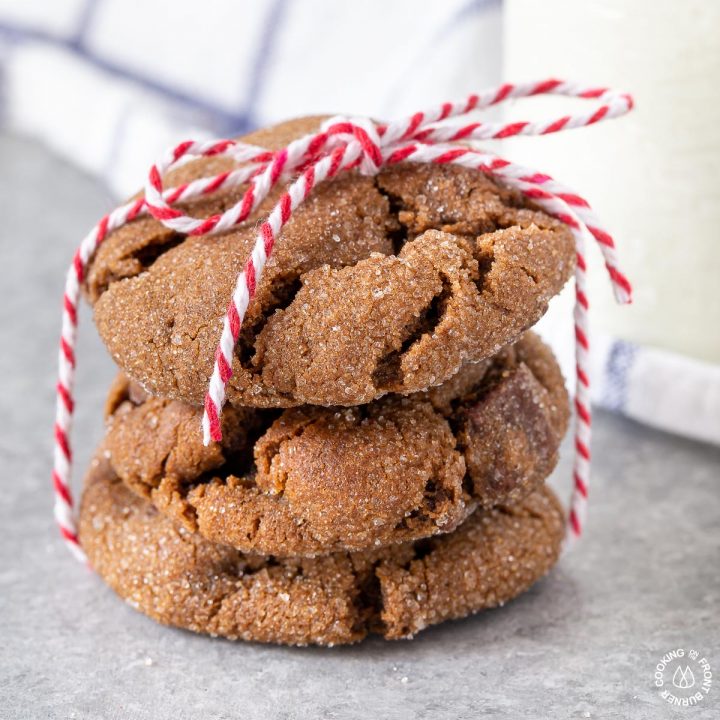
[79,452,565,646]
[88,116,574,408]
[103,332,569,556]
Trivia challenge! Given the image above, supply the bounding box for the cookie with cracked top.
[103,332,569,557]
[87,116,575,408]
[79,451,565,646]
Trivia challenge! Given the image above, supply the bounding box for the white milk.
[504,0,720,363]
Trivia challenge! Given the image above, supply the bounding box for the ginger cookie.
[88,116,575,408]
[103,332,569,556]
[79,452,565,646]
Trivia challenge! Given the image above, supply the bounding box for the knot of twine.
[54,79,634,563]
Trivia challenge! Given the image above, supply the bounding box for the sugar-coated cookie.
[88,117,575,408]
[80,453,565,646]
[104,332,568,556]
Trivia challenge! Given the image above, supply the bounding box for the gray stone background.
[1,133,718,719]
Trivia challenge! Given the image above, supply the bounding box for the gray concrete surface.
[0,133,718,719]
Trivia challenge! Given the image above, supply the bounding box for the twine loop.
[54,79,634,562]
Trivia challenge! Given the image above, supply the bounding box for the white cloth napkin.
[538,299,720,445]
[0,0,502,195]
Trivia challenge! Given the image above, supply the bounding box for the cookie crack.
[92,233,185,298]
[472,236,496,295]
[146,334,180,394]
[473,224,547,299]
[371,274,452,390]
[130,233,184,273]
[255,416,314,498]
[352,561,385,635]
[235,274,303,373]
[373,179,410,255]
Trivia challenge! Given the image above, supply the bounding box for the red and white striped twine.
[54,79,633,562]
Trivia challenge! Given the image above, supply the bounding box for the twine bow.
[54,79,633,562]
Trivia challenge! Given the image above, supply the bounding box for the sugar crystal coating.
[81,117,573,645]
[79,451,565,646]
[103,332,568,556]
[88,117,575,408]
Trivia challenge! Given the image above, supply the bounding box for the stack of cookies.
[79,117,575,646]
